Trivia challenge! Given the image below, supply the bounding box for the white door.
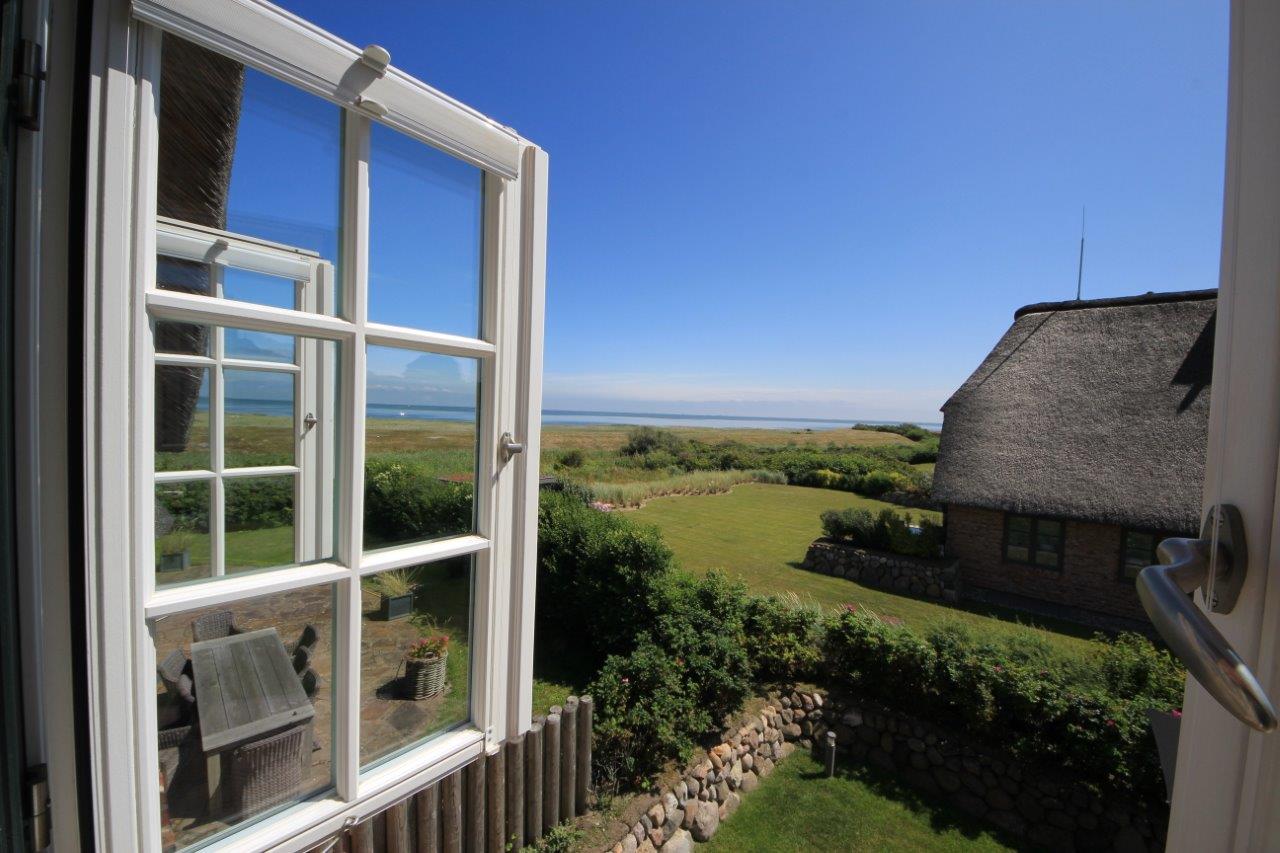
[1160,0,1280,849]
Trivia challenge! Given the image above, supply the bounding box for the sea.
[227,398,941,431]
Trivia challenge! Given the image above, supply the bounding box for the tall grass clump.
[588,469,784,507]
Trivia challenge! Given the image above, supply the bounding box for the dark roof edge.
[1013,288,1217,320]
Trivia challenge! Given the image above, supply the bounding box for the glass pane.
[157,34,341,313]
[1034,549,1060,568]
[364,347,479,551]
[225,476,296,574]
[156,366,210,471]
[224,327,295,364]
[155,481,212,583]
[225,370,294,467]
[222,266,298,311]
[1007,516,1031,534]
[153,585,334,850]
[156,320,209,357]
[157,256,212,297]
[359,558,473,767]
[369,122,482,337]
[1005,545,1030,562]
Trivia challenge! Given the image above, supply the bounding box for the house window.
[1120,530,1162,581]
[86,4,546,850]
[1004,514,1064,570]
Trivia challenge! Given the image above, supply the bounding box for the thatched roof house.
[934,289,1216,626]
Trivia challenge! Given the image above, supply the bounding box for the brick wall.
[945,505,1149,623]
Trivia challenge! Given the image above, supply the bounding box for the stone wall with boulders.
[605,694,809,852]
[801,539,960,601]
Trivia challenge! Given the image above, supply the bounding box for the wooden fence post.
[441,770,463,853]
[485,750,505,853]
[543,710,562,833]
[386,800,410,853]
[560,697,578,820]
[416,784,440,853]
[526,718,544,843]
[348,820,375,853]
[465,757,486,853]
[576,695,593,815]
[505,735,525,852]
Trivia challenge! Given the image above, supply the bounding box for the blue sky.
[270,1,1229,423]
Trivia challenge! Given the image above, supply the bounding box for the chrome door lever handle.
[1136,505,1277,732]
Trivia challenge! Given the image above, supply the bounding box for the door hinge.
[25,765,49,851]
[14,39,46,131]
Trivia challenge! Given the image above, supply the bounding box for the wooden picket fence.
[312,696,593,853]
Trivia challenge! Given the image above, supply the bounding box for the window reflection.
[369,122,483,337]
[154,586,334,850]
[363,347,479,551]
[359,558,473,767]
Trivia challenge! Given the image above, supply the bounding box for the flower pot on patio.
[379,592,415,621]
[405,652,447,700]
[158,548,190,573]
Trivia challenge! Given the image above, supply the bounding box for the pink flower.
[1172,709,1182,719]
[1106,719,1116,728]
[993,664,1003,672]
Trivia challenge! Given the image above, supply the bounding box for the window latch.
[15,39,45,131]
[499,432,524,462]
[303,412,318,431]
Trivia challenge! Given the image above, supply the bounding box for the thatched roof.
[933,290,1216,532]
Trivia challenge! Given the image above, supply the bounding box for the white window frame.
[81,1,548,850]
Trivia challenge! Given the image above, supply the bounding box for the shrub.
[589,637,705,784]
[821,508,876,543]
[744,594,824,683]
[363,458,473,545]
[820,507,942,558]
[558,448,585,468]
[522,820,584,853]
[621,426,686,456]
[823,609,1176,805]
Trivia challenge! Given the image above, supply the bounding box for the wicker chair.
[224,726,305,820]
[299,668,319,699]
[290,644,312,676]
[157,650,196,726]
[192,610,243,643]
[157,650,188,694]
[288,624,318,654]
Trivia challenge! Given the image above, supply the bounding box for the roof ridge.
[1014,288,1216,319]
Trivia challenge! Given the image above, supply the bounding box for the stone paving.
[154,581,468,849]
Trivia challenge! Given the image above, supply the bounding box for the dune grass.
[586,469,786,507]
[700,751,1024,853]
[630,483,1100,656]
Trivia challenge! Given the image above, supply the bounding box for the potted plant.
[404,633,449,700]
[158,531,195,573]
[369,569,418,621]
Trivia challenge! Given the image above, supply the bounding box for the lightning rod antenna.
[1075,207,1086,301]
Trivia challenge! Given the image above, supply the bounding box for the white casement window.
[82,1,547,850]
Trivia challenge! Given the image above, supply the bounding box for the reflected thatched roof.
[934,290,1216,532]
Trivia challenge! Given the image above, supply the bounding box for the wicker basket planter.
[405,652,447,700]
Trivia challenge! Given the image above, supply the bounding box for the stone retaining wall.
[606,694,807,852]
[818,691,1165,853]
[801,538,961,601]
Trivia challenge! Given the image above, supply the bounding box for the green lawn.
[629,483,1099,656]
[700,752,1024,853]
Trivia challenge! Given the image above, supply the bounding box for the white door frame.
[1166,0,1280,849]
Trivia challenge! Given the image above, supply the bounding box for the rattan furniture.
[223,725,306,820]
[191,610,244,642]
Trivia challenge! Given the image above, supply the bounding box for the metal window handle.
[500,432,524,462]
[1136,504,1278,732]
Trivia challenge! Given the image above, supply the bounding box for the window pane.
[156,366,210,471]
[223,266,298,311]
[364,347,479,551]
[225,327,295,364]
[1034,549,1061,568]
[153,585,334,850]
[156,320,209,357]
[369,122,482,337]
[359,558,473,768]
[225,370,294,467]
[226,476,296,574]
[155,481,212,583]
[157,34,341,314]
[1005,545,1030,562]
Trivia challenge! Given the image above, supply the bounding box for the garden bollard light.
[824,731,837,778]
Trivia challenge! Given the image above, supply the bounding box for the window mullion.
[212,268,226,578]
[336,108,371,802]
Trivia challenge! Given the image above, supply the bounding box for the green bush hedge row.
[535,489,1182,806]
[820,507,944,559]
